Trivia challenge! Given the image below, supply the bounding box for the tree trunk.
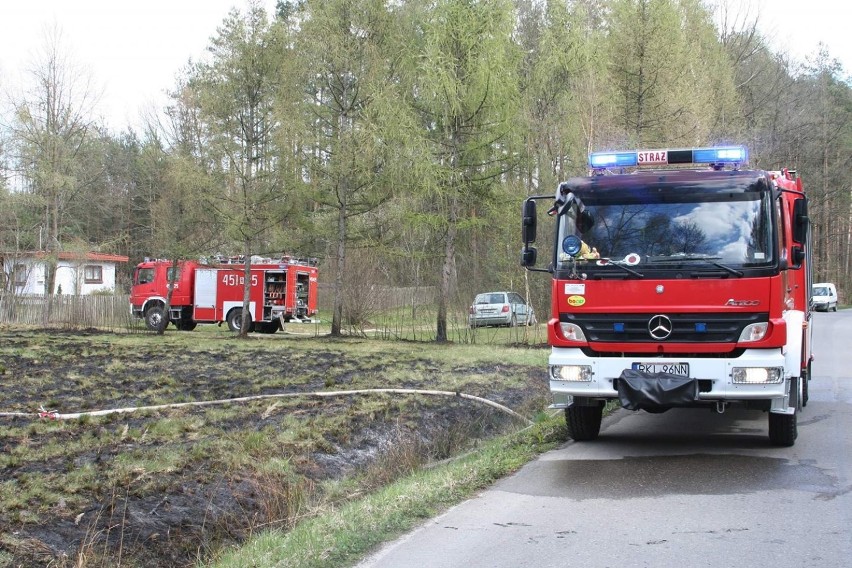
[241,239,252,338]
[331,191,347,337]
[41,260,56,326]
[436,196,458,343]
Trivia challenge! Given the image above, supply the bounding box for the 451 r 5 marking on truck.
[130,256,319,334]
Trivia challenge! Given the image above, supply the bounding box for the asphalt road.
[357,311,852,568]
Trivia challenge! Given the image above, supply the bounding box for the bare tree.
[8,24,99,316]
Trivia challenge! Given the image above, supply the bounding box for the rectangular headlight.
[550,365,592,382]
[738,322,769,343]
[731,367,784,384]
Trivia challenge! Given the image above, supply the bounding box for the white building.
[2,252,129,296]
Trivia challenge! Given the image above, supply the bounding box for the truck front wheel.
[768,412,797,446]
[145,306,167,331]
[565,404,603,441]
[803,361,811,407]
[769,377,799,447]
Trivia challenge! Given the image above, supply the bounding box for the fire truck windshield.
[556,172,776,275]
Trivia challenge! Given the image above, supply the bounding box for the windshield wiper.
[595,259,644,278]
[648,255,744,277]
[709,262,744,277]
[648,254,721,263]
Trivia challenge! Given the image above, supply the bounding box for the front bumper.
[548,347,791,412]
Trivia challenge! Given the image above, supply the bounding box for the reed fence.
[0,293,139,331]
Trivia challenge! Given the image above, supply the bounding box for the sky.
[0,0,849,135]
[0,0,278,133]
[739,0,850,68]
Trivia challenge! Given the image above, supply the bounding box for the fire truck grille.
[561,312,768,343]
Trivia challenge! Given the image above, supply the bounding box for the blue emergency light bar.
[588,146,748,169]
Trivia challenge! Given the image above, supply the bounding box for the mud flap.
[617,369,699,411]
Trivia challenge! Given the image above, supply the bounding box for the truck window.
[136,268,154,285]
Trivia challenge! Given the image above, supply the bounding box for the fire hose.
[0,389,533,426]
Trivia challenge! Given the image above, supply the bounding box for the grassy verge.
[207,413,565,568]
[0,328,551,567]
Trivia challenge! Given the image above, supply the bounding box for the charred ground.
[0,328,548,567]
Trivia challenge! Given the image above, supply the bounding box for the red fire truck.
[130,257,318,333]
[521,146,812,446]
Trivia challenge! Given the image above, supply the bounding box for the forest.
[1,0,851,336]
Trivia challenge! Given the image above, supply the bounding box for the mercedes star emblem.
[648,315,673,340]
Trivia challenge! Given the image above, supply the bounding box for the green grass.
[0,328,551,567]
[207,413,566,568]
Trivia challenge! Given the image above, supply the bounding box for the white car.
[812,282,838,312]
[469,292,536,328]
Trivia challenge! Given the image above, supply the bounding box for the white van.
[812,282,838,312]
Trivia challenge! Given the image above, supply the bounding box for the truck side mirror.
[521,247,537,267]
[792,198,808,245]
[522,199,537,245]
[577,210,595,234]
[791,246,805,268]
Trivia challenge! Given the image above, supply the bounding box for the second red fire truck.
[522,146,813,446]
[130,256,318,333]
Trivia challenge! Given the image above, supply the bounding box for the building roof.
[5,251,130,263]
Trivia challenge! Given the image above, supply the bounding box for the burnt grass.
[0,328,549,567]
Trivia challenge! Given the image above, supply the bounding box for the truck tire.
[768,412,797,446]
[227,309,252,333]
[803,361,811,407]
[769,377,799,446]
[257,321,279,334]
[565,405,603,441]
[145,306,167,331]
[176,320,197,331]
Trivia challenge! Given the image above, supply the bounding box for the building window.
[84,265,103,284]
[13,264,28,286]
